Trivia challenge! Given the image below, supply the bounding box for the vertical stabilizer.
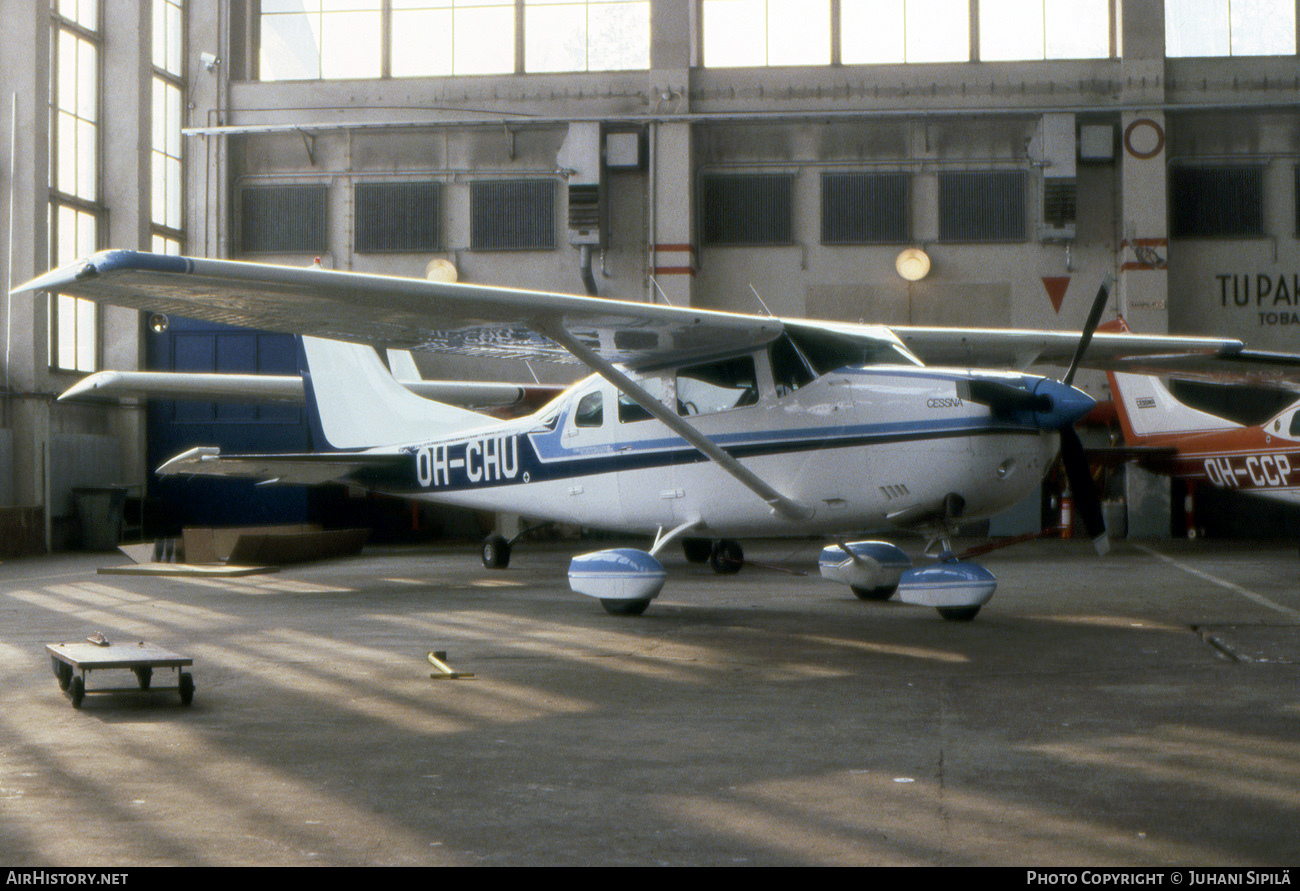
[300,336,490,449]
[1107,371,1240,443]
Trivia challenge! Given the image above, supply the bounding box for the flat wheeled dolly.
[45,638,195,709]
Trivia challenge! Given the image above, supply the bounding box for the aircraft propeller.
[958,274,1114,555]
[1058,274,1113,555]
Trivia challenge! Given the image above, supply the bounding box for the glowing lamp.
[895,248,931,282]
[425,258,458,283]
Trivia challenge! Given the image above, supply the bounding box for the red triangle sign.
[1042,276,1071,314]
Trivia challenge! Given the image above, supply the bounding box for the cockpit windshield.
[785,325,923,375]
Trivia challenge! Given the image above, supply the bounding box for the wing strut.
[540,324,812,522]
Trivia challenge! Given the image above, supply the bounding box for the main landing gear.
[481,523,561,570]
[682,537,744,574]
[481,533,511,569]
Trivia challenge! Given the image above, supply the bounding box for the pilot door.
[560,381,648,529]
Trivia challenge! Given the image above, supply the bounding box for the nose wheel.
[481,533,511,569]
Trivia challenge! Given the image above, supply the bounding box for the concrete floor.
[1,536,1298,867]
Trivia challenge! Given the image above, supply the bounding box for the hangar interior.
[1,0,1299,551]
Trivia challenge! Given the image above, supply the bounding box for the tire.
[709,539,744,574]
[53,658,72,691]
[851,585,896,602]
[481,533,511,569]
[937,606,981,622]
[179,672,195,706]
[600,599,651,617]
[69,676,84,709]
[682,537,713,564]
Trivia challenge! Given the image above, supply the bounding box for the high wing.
[893,325,1247,375]
[894,325,1300,391]
[14,250,1256,374]
[20,250,783,367]
[1101,350,1300,391]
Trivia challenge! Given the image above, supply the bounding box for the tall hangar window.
[525,0,650,72]
[390,0,515,76]
[978,0,1110,61]
[1166,0,1297,57]
[1169,166,1264,238]
[702,0,832,66]
[152,0,185,256]
[706,1,1115,67]
[49,0,102,373]
[256,1,650,79]
[259,0,383,80]
[840,0,970,64]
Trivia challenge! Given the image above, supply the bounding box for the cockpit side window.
[574,390,603,427]
[770,335,815,397]
[677,355,759,416]
[1289,410,1300,438]
[618,393,652,423]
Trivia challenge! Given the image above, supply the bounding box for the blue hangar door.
[145,318,328,533]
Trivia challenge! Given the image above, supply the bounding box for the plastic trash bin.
[72,486,127,550]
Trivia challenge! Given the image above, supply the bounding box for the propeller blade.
[1062,273,1115,387]
[1059,425,1110,555]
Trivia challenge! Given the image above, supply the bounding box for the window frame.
[48,0,104,374]
[254,0,652,81]
[151,0,186,255]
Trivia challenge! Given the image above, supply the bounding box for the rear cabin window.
[677,356,759,416]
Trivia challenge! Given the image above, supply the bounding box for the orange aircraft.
[1100,318,1300,508]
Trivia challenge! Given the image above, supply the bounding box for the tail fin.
[1107,371,1241,444]
[1096,317,1240,444]
[300,336,490,449]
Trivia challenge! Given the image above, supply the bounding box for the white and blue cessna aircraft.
[15,251,1254,620]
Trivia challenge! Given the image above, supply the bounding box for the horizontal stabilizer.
[157,446,404,486]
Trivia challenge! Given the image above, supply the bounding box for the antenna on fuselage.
[748,285,774,317]
[649,276,676,307]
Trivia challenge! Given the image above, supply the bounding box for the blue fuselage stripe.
[353,419,1041,494]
